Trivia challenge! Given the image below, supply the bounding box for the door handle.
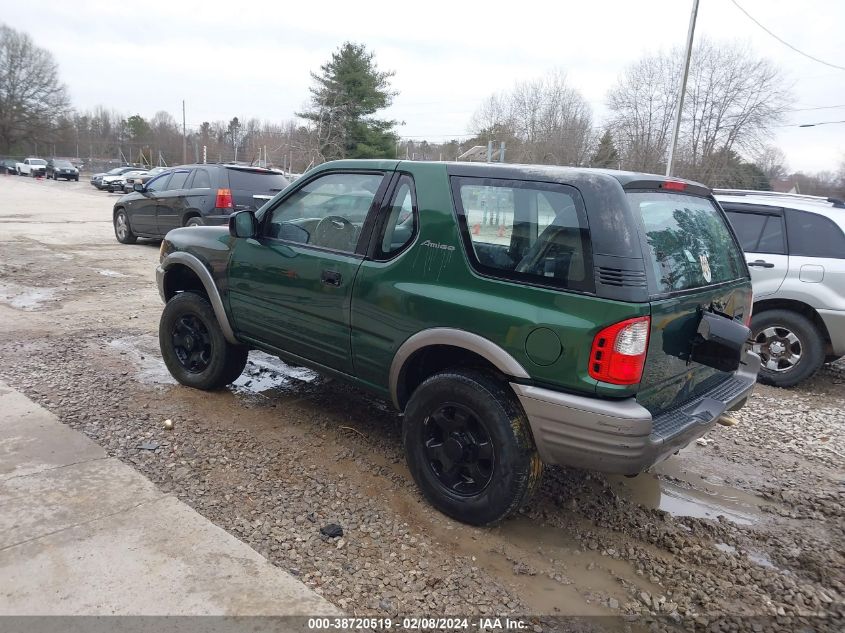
[321,270,342,286]
[747,260,775,269]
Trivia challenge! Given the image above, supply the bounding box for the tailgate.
[625,189,751,416]
[638,280,752,415]
[225,167,289,212]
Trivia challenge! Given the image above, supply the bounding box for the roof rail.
[714,188,845,208]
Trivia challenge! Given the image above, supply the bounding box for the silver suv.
[715,190,845,387]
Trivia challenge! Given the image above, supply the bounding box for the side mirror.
[133,183,144,193]
[229,210,258,239]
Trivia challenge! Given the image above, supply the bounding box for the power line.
[786,104,845,112]
[730,0,845,71]
[775,119,845,128]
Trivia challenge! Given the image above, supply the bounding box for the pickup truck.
[155,160,760,525]
[16,157,48,177]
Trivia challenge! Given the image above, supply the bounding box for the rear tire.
[113,209,137,244]
[751,309,824,387]
[159,292,248,390]
[185,216,203,227]
[403,369,543,526]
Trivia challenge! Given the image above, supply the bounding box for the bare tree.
[753,145,788,181]
[470,70,593,166]
[606,39,792,181]
[0,23,70,153]
[606,53,679,173]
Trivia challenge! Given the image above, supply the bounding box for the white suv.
[715,190,845,387]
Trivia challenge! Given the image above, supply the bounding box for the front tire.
[403,369,543,526]
[159,292,248,390]
[113,209,137,244]
[751,309,824,387]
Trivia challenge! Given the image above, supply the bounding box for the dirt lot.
[0,174,842,631]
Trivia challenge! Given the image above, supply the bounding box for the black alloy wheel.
[423,402,495,496]
[171,314,214,373]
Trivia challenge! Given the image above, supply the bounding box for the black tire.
[185,216,203,227]
[113,208,137,244]
[403,369,543,526]
[74,177,79,182]
[751,309,825,388]
[159,292,248,390]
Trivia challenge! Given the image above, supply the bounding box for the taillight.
[215,188,233,209]
[662,180,687,191]
[589,316,651,385]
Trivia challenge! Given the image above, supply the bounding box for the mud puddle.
[607,450,770,525]
[108,334,175,385]
[714,542,789,573]
[0,282,59,310]
[231,352,319,395]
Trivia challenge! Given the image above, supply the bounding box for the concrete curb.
[0,382,341,617]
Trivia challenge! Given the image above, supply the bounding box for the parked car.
[124,166,168,193]
[15,157,47,177]
[154,160,759,525]
[91,166,136,189]
[1,159,17,174]
[715,189,845,387]
[103,169,148,193]
[46,159,80,181]
[112,164,289,241]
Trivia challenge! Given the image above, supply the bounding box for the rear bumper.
[818,309,845,356]
[512,351,760,475]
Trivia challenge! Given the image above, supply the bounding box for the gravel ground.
[1,176,842,632]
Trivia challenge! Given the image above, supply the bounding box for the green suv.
[156,160,760,525]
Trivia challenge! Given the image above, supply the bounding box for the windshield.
[55,160,73,168]
[107,168,124,175]
[628,192,746,293]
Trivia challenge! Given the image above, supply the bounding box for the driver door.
[228,170,389,375]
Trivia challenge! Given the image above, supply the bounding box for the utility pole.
[182,100,187,165]
[666,0,699,177]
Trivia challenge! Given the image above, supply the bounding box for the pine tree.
[299,42,397,160]
[591,130,620,168]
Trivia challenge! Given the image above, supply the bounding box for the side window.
[190,168,211,189]
[756,216,786,254]
[452,177,593,292]
[378,175,417,258]
[145,173,171,192]
[266,172,384,253]
[786,209,845,259]
[165,171,190,191]
[725,212,767,251]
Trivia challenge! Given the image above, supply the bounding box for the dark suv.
[155,160,760,525]
[113,164,290,243]
[46,159,80,181]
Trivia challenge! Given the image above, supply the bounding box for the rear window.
[452,177,593,293]
[226,168,289,194]
[628,192,745,293]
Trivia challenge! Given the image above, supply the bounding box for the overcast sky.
[4,0,844,172]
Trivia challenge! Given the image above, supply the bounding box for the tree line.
[1,22,842,194]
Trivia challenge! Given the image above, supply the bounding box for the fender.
[389,328,530,409]
[158,251,238,344]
